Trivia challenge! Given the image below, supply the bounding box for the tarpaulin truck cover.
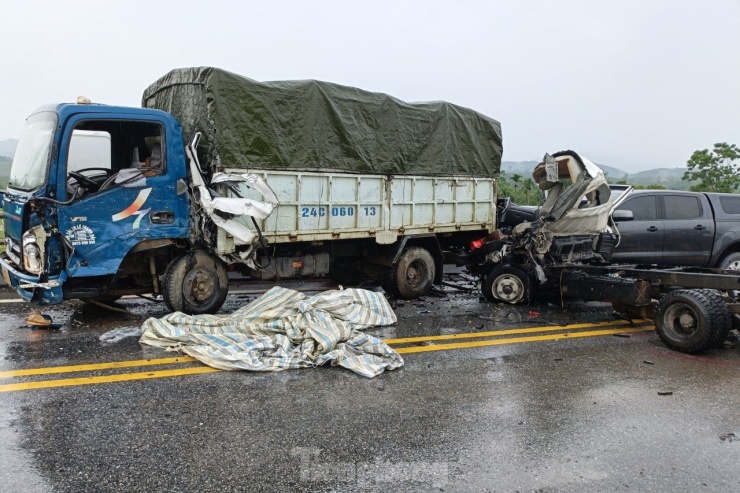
[142,67,502,177]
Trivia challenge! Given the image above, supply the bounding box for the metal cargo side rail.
[221,168,497,246]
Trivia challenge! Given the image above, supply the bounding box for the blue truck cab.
[1,101,198,308]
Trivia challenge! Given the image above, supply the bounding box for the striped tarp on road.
[139,287,403,378]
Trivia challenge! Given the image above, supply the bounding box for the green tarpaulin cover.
[142,67,501,177]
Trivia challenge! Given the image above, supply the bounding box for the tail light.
[469,239,484,251]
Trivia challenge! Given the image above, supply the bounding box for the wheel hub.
[678,313,695,330]
[493,274,524,303]
[664,303,698,338]
[183,268,216,304]
[405,261,427,288]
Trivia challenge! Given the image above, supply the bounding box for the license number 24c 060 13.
[300,206,378,218]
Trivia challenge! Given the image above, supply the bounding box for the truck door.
[55,116,188,278]
[611,193,663,265]
[661,193,714,266]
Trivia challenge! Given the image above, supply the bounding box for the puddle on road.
[99,327,143,345]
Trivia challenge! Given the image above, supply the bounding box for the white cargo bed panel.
[223,168,496,245]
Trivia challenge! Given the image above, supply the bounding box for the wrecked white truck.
[467,151,740,354]
[0,67,501,314]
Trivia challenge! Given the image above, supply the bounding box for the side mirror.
[612,209,634,222]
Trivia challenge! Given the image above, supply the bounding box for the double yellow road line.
[0,320,653,393]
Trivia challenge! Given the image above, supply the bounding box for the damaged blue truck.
[1,67,502,314]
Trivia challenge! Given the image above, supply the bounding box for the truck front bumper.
[0,254,64,304]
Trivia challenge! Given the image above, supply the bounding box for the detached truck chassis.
[466,151,740,354]
[0,67,502,314]
[505,262,740,354]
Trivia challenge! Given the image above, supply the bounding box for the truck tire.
[718,252,740,270]
[696,289,733,346]
[390,247,435,299]
[483,264,531,304]
[655,289,722,353]
[162,250,228,315]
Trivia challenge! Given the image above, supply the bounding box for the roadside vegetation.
[683,142,740,193]
[498,173,541,205]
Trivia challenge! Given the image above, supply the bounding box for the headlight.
[22,231,43,275]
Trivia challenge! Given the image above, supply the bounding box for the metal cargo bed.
[222,168,496,246]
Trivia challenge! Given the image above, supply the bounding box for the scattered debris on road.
[24,310,62,329]
[719,432,737,443]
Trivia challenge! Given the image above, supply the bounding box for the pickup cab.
[611,190,740,269]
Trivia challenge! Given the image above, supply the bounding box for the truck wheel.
[163,251,228,315]
[655,289,722,353]
[696,289,732,346]
[483,265,531,304]
[718,252,740,270]
[390,247,435,299]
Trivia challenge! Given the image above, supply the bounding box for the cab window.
[617,195,657,221]
[65,120,164,200]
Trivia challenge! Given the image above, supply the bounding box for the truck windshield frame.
[8,111,57,192]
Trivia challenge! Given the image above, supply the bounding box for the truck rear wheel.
[390,247,435,299]
[696,289,732,347]
[655,289,723,353]
[483,264,531,304]
[163,251,228,315]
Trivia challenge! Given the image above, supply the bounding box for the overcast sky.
[1,0,738,172]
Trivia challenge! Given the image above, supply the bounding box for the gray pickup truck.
[612,190,740,269]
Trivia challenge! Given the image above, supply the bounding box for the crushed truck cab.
[1,102,192,305]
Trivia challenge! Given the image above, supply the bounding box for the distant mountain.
[500,161,540,177]
[0,139,18,158]
[599,165,628,180]
[502,160,691,190]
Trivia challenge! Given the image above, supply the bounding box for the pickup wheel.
[483,264,531,304]
[390,247,435,299]
[655,289,723,353]
[718,252,740,271]
[163,251,228,315]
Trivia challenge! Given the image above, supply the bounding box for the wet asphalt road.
[0,278,738,493]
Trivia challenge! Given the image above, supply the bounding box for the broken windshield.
[8,111,57,192]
